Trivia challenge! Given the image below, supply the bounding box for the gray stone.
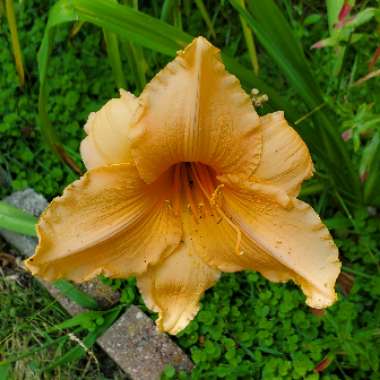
[98,305,193,380]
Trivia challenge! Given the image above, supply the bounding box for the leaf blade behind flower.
[229,0,362,207]
[0,201,37,236]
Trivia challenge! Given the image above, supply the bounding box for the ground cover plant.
[0,0,379,379]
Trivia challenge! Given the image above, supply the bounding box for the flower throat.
[170,162,242,254]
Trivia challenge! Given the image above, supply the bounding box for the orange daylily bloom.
[25,37,341,335]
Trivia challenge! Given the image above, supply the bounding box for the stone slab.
[98,305,193,380]
[0,189,193,379]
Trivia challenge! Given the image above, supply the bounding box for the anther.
[210,184,225,206]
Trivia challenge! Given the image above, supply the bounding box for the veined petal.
[80,90,138,169]
[219,112,313,197]
[253,112,313,196]
[222,188,341,309]
[25,164,182,282]
[137,242,220,335]
[129,36,262,183]
[181,203,247,272]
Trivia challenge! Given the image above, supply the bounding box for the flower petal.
[254,112,313,196]
[129,36,262,183]
[137,242,220,335]
[80,90,138,169]
[25,164,182,282]
[181,203,247,272]
[222,188,341,308]
[219,111,313,197]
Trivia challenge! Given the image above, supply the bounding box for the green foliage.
[0,274,113,379]
[1,0,380,379]
[230,0,361,207]
[53,280,99,310]
[0,201,37,236]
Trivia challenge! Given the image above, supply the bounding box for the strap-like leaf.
[0,202,37,236]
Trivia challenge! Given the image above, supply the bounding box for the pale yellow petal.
[80,133,105,170]
[129,36,262,183]
[179,190,293,276]
[181,202,247,272]
[219,111,313,197]
[222,188,341,308]
[137,242,220,335]
[80,90,138,169]
[25,164,182,282]
[254,112,313,196]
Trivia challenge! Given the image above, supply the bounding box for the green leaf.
[5,0,25,87]
[346,8,378,29]
[53,279,99,309]
[194,0,216,38]
[160,0,176,22]
[49,310,105,332]
[120,0,147,93]
[42,306,122,371]
[229,0,361,207]
[363,131,380,205]
[326,0,344,33]
[103,29,126,89]
[237,0,259,74]
[0,201,37,236]
[0,363,10,380]
[38,0,299,171]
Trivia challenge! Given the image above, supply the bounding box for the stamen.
[210,184,225,207]
[190,163,242,255]
[217,208,242,255]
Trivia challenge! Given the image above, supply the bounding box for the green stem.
[5,0,25,87]
[237,0,259,74]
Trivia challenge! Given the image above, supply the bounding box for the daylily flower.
[25,37,341,335]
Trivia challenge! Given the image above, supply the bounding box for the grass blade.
[0,363,10,380]
[103,29,126,89]
[122,41,146,92]
[0,201,36,236]
[5,0,25,87]
[237,0,258,74]
[160,0,175,22]
[363,131,380,205]
[326,0,344,33]
[49,310,104,332]
[229,0,361,207]
[69,20,85,38]
[121,0,147,92]
[194,0,216,38]
[53,279,99,309]
[42,306,122,371]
